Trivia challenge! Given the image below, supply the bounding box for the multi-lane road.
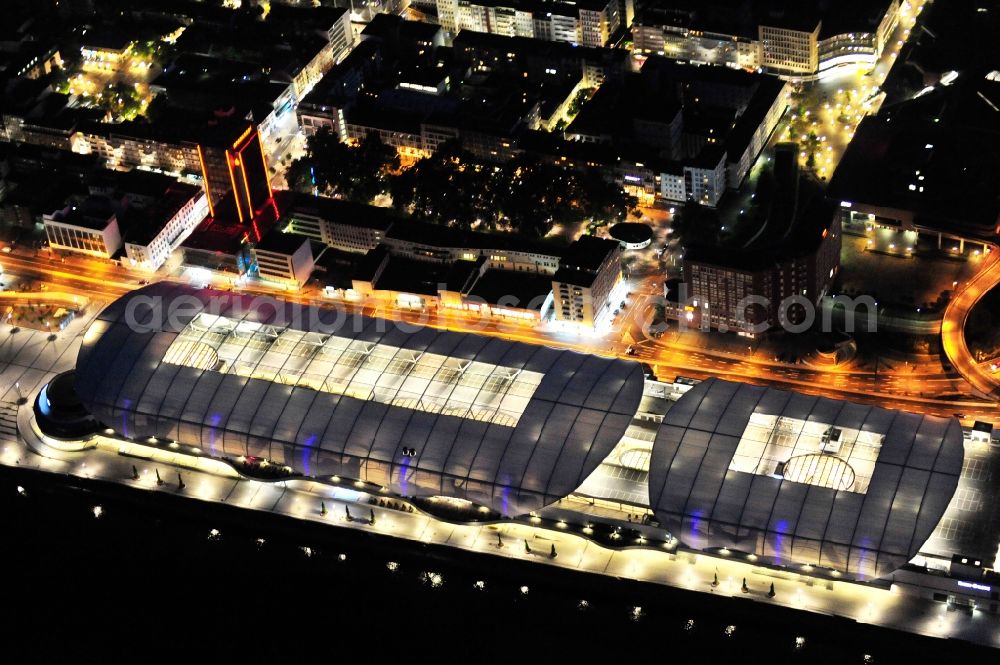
[942,248,1000,400]
[3,242,998,422]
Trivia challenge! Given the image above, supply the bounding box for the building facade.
[683,154,729,207]
[44,201,122,258]
[383,221,562,274]
[551,235,622,328]
[123,184,209,272]
[437,0,622,47]
[632,1,900,78]
[72,285,965,580]
[681,207,841,334]
[282,196,393,254]
[759,23,820,75]
[252,233,316,289]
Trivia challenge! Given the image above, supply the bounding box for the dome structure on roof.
[608,222,653,250]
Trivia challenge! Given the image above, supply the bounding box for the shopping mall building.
[42,284,997,597]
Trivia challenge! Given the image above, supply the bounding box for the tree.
[391,140,493,230]
[567,87,596,116]
[50,68,72,95]
[652,303,666,324]
[143,94,171,123]
[387,143,636,237]
[287,130,399,202]
[101,82,144,120]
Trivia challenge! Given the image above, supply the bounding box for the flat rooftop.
[362,13,442,44]
[453,29,629,66]
[685,156,837,271]
[634,0,896,40]
[469,269,552,310]
[46,197,117,231]
[88,169,179,201]
[827,78,1000,240]
[151,53,291,106]
[182,194,279,255]
[559,235,619,272]
[255,229,311,255]
[385,220,562,257]
[283,193,399,232]
[372,254,449,297]
[123,182,202,245]
[79,111,254,150]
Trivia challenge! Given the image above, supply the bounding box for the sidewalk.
[7,387,1000,650]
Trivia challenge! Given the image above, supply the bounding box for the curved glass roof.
[648,378,964,579]
[163,311,546,427]
[75,284,645,516]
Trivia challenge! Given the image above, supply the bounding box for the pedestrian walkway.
[5,399,999,650]
[0,302,997,650]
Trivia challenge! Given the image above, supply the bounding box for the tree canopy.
[287,129,400,202]
[288,132,637,238]
[390,142,636,238]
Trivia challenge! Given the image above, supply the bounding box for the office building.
[43,196,122,258]
[251,230,316,289]
[122,182,209,272]
[280,194,397,254]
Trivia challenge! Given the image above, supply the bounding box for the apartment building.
[437,0,622,47]
[675,144,841,334]
[551,235,622,327]
[632,1,900,78]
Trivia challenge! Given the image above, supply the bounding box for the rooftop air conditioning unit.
[820,427,842,454]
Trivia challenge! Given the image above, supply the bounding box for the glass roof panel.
[162,313,545,426]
